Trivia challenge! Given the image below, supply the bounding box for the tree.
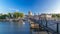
[0,12,24,19]
[13,12,19,18]
[7,13,12,18]
[52,14,60,18]
[52,14,57,18]
[56,14,60,18]
[0,14,8,19]
[19,13,24,18]
[13,12,24,18]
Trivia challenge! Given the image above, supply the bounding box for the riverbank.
[0,18,24,22]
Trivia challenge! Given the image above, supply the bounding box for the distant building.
[28,11,32,16]
[33,15,39,20]
[28,11,33,18]
[39,14,52,19]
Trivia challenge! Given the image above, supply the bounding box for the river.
[0,21,30,34]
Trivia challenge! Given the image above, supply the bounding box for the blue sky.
[0,0,60,15]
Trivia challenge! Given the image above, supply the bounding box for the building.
[28,11,32,16]
[28,11,33,18]
[39,14,52,20]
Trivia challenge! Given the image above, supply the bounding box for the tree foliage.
[0,14,8,19]
[0,12,24,19]
[52,14,60,18]
[7,13,12,18]
[13,12,24,18]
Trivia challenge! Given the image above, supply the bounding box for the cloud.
[45,9,60,14]
[9,8,19,11]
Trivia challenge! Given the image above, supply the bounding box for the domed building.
[28,11,33,18]
[28,11,32,16]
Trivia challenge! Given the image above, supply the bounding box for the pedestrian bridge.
[29,18,60,34]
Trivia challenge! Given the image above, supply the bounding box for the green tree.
[7,13,12,18]
[52,14,57,18]
[56,14,60,18]
[13,12,19,18]
[0,14,8,19]
[0,12,24,19]
[13,12,24,18]
[52,14,60,18]
[19,13,24,18]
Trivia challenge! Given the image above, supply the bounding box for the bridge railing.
[29,18,60,34]
[38,18,60,34]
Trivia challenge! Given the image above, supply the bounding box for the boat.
[23,22,25,24]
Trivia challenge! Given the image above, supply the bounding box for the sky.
[0,0,60,15]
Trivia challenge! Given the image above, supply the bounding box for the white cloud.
[45,9,60,14]
[9,8,19,11]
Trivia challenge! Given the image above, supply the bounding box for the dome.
[28,11,32,16]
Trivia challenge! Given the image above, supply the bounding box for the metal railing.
[29,18,60,34]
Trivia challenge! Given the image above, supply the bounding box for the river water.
[0,21,30,34]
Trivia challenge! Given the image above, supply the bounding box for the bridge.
[29,18,60,34]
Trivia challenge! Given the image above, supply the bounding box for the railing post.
[46,20,47,27]
[57,23,59,34]
[45,17,47,27]
[41,19,42,25]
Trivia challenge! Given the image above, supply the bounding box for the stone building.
[28,11,33,18]
[28,11,32,16]
[39,14,52,20]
